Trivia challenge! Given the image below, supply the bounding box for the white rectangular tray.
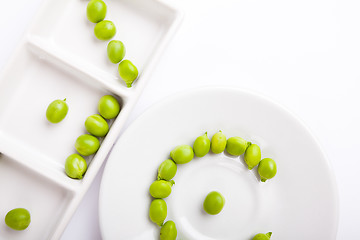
[0,0,182,239]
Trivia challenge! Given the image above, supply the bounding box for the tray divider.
[0,132,81,192]
[26,36,132,100]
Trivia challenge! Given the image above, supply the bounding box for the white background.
[1,0,359,239]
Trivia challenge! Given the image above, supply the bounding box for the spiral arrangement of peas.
[86,0,139,87]
[149,131,277,240]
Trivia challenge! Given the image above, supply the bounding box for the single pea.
[118,59,138,88]
[65,154,87,179]
[211,130,226,154]
[258,158,277,182]
[244,143,261,170]
[226,136,250,156]
[160,220,177,240]
[94,20,116,40]
[253,232,272,240]
[193,132,210,157]
[75,134,100,156]
[46,99,68,123]
[85,114,109,137]
[5,208,31,230]
[170,145,194,164]
[86,0,107,23]
[158,159,177,180]
[203,191,225,215]
[149,199,167,226]
[149,180,174,199]
[107,40,126,64]
[98,95,120,119]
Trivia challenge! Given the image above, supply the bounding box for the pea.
[107,40,126,64]
[149,199,167,226]
[5,208,31,230]
[65,154,87,179]
[98,95,120,119]
[258,158,277,182]
[244,144,261,170]
[160,220,177,240]
[210,130,226,154]
[118,60,138,88]
[253,232,272,240]
[46,99,68,123]
[94,20,116,40]
[203,191,225,215]
[158,159,177,180]
[86,0,107,23]
[193,132,210,157]
[75,134,100,156]
[170,145,194,164]
[149,180,174,199]
[226,136,250,156]
[85,114,109,137]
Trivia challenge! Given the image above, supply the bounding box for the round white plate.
[99,87,338,240]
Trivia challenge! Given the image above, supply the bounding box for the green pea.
[75,134,100,156]
[193,132,210,157]
[149,199,167,226]
[65,154,87,179]
[118,60,138,88]
[86,0,107,23]
[244,144,261,170]
[160,220,177,240]
[107,40,126,64]
[253,232,272,240]
[226,136,250,156]
[85,114,109,137]
[94,20,116,40]
[5,208,31,230]
[170,145,194,164]
[158,159,177,180]
[46,99,68,123]
[258,158,277,182]
[203,191,225,215]
[98,95,120,119]
[149,180,174,199]
[211,130,226,154]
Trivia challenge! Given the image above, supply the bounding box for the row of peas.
[86,0,139,87]
[148,131,277,240]
[212,131,277,182]
[45,96,120,179]
[64,95,121,179]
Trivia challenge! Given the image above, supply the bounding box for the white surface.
[1,0,359,239]
[99,87,338,239]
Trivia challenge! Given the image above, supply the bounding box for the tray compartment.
[0,153,74,240]
[0,44,123,177]
[29,0,180,89]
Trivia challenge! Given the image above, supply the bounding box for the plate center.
[168,153,261,240]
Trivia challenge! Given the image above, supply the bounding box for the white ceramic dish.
[99,87,339,240]
[0,0,182,239]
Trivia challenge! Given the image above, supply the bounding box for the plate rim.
[98,86,339,239]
